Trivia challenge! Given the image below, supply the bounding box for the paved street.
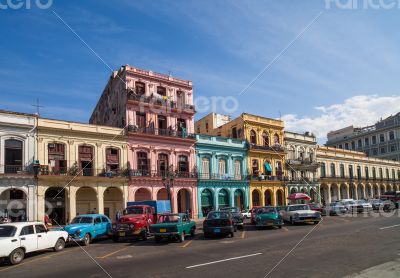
[1,212,399,278]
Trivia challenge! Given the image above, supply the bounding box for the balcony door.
[157,154,169,177]
[4,139,23,173]
[78,146,93,176]
[136,112,146,129]
[48,143,66,174]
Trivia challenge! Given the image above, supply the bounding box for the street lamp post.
[162,173,174,213]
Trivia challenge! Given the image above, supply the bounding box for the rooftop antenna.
[278,110,282,120]
[32,98,44,116]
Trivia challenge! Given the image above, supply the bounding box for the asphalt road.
[1,212,400,278]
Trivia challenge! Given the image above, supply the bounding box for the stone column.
[227,155,233,177]
[172,189,178,213]
[327,184,332,204]
[214,189,219,211]
[68,187,77,224]
[230,189,235,207]
[97,187,104,215]
[36,186,46,222]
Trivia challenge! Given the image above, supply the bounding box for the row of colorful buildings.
[1,65,400,223]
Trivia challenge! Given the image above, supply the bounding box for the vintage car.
[341,199,364,213]
[281,204,321,225]
[203,211,236,238]
[64,214,111,246]
[370,199,396,211]
[255,207,283,229]
[219,207,244,229]
[0,222,68,265]
[326,202,347,215]
[355,200,373,212]
[150,213,196,243]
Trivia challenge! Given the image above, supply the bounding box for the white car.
[355,200,373,212]
[281,204,321,225]
[0,222,68,265]
[241,209,251,219]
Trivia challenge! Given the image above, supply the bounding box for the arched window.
[201,157,210,179]
[386,168,390,180]
[262,133,269,147]
[372,167,376,179]
[78,145,94,176]
[379,168,383,179]
[391,169,395,181]
[276,161,283,177]
[330,163,336,177]
[177,91,185,108]
[158,154,169,176]
[365,167,369,180]
[349,165,354,179]
[274,133,280,144]
[252,159,259,176]
[250,130,257,144]
[4,139,23,173]
[340,164,345,178]
[320,163,326,178]
[234,160,241,180]
[137,152,149,175]
[357,166,361,179]
[135,81,145,96]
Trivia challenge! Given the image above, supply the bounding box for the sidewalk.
[345,259,400,278]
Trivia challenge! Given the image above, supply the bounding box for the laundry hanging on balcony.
[264,162,272,173]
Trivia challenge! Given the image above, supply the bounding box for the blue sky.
[1,0,400,142]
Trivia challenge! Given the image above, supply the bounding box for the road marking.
[241,231,246,239]
[379,224,400,230]
[96,246,130,259]
[116,255,133,260]
[0,248,77,272]
[181,240,193,248]
[186,253,262,269]
[282,227,289,232]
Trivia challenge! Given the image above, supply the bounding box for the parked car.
[220,207,244,229]
[326,202,347,215]
[0,222,68,265]
[150,213,195,243]
[370,199,396,211]
[308,203,325,215]
[355,200,373,212]
[64,214,111,246]
[341,199,364,213]
[203,211,235,238]
[281,204,321,225]
[255,207,283,229]
[241,209,251,219]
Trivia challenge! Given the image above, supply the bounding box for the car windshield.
[257,207,277,214]
[124,207,144,215]
[159,215,181,223]
[206,211,230,220]
[220,207,239,213]
[344,201,355,205]
[0,226,17,237]
[71,217,93,224]
[289,205,309,211]
[356,200,366,204]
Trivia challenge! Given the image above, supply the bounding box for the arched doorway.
[0,189,27,222]
[264,190,272,206]
[45,187,66,225]
[373,184,379,197]
[104,187,124,221]
[157,188,169,200]
[200,189,213,216]
[76,187,97,215]
[340,184,348,199]
[252,190,261,207]
[330,184,339,201]
[276,190,284,206]
[177,189,191,214]
[380,185,386,195]
[218,189,229,209]
[349,184,356,199]
[357,184,364,200]
[320,184,329,205]
[135,188,151,201]
[234,189,244,210]
[366,184,372,199]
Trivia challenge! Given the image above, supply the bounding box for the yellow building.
[195,113,287,207]
[317,146,400,204]
[36,118,129,224]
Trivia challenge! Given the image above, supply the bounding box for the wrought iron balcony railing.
[39,166,130,178]
[1,165,32,175]
[127,126,195,139]
[129,169,197,179]
[197,173,246,181]
[127,91,195,112]
[248,143,285,152]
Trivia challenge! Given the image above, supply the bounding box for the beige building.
[36,118,129,224]
[316,146,400,205]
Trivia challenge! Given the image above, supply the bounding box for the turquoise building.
[195,134,249,218]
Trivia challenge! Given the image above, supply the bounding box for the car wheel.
[234,226,237,232]
[83,233,91,246]
[155,236,161,243]
[230,232,234,238]
[190,228,195,238]
[54,238,65,252]
[141,230,148,241]
[278,225,282,229]
[179,232,185,242]
[8,248,25,265]
[112,236,119,243]
[290,217,295,225]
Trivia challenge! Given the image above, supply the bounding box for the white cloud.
[282,95,400,143]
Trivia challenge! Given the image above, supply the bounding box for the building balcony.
[127,91,195,113]
[249,143,286,153]
[247,174,287,181]
[0,165,33,175]
[39,166,129,178]
[127,126,195,140]
[129,169,197,179]
[197,173,246,181]
[286,177,319,184]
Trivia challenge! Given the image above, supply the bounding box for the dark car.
[203,211,236,238]
[219,207,244,230]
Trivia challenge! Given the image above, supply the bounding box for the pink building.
[90,65,198,217]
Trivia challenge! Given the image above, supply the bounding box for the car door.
[182,215,190,234]
[35,224,52,250]
[93,216,103,238]
[101,216,111,235]
[19,225,38,253]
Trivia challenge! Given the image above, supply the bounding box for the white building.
[0,110,37,221]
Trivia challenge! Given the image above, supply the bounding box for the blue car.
[64,214,111,246]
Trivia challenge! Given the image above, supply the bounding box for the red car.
[308,203,326,216]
